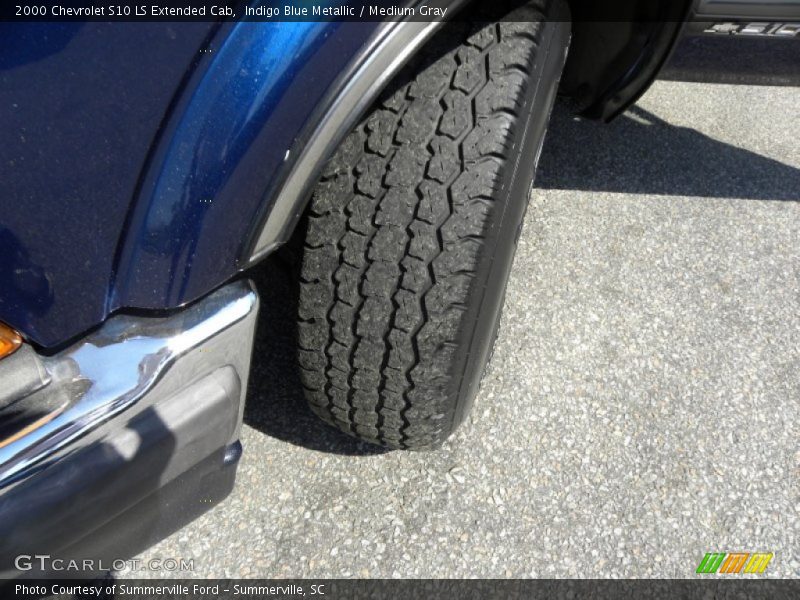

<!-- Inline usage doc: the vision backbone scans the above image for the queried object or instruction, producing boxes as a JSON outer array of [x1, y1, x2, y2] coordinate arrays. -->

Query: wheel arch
[[113, 0, 693, 316], [243, 0, 694, 265]]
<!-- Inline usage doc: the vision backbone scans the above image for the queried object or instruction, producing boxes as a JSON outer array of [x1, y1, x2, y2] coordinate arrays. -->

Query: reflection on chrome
[[0, 280, 258, 491]]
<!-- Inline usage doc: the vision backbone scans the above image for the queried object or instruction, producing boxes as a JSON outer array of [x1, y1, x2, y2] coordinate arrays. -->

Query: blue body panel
[[0, 22, 214, 347], [112, 22, 372, 311], [0, 20, 374, 348]]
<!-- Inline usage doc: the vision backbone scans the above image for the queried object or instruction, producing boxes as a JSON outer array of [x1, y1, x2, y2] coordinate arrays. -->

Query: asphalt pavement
[[132, 80, 800, 578]]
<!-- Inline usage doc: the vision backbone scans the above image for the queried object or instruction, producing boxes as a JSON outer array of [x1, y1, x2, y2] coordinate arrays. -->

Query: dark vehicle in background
[[1, 0, 797, 577]]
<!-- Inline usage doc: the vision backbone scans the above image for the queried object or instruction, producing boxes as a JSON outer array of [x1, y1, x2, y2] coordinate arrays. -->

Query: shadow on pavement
[[537, 103, 800, 201], [244, 96, 798, 455]]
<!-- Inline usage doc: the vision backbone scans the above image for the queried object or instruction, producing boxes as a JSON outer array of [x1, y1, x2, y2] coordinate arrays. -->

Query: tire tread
[[299, 5, 548, 448]]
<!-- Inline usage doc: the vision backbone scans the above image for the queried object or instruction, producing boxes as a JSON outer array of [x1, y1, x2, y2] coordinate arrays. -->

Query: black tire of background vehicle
[[297, 0, 570, 449]]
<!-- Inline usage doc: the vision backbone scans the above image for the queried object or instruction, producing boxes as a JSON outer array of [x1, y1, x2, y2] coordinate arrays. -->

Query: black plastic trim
[[0, 368, 243, 579], [695, 0, 800, 20], [561, 0, 694, 122]]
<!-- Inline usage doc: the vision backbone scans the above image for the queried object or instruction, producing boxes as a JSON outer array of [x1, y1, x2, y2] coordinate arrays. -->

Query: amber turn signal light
[[0, 322, 22, 359]]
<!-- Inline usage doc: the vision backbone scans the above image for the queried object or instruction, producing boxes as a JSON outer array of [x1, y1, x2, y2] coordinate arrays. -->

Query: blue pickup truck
[[1, 0, 798, 577]]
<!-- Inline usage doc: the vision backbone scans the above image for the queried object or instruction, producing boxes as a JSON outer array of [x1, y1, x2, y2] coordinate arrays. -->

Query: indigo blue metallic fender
[[243, 14, 466, 263], [1, 0, 687, 349], [0, 5, 463, 348], [112, 2, 467, 312], [110, 20, 375, 311], [0, 22, 215, 348]]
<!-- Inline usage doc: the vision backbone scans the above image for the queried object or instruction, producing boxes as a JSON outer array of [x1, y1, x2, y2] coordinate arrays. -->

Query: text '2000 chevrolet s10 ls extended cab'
[[0, 0, 798, 578]]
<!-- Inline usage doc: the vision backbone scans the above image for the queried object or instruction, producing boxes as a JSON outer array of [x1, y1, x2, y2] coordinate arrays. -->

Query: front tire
[[298, 0, 570, 449]]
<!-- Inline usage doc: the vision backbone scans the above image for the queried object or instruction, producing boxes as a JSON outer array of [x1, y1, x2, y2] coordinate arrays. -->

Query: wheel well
[[243, 0, 693, 266], [560, 0, 694, 120]]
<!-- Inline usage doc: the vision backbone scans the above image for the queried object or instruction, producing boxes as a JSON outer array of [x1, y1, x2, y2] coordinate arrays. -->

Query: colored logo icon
[[696, 552, 773, 574]]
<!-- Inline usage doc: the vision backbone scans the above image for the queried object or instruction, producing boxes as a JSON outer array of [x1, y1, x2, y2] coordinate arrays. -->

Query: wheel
[[297, 0, 570, 449]]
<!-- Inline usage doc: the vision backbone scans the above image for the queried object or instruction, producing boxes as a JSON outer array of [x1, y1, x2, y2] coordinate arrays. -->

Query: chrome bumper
[[0, 280, 258, 574]]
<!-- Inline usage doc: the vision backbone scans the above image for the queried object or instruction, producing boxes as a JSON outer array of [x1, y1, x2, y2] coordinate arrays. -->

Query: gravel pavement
[[132, 80, 800, 578]]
